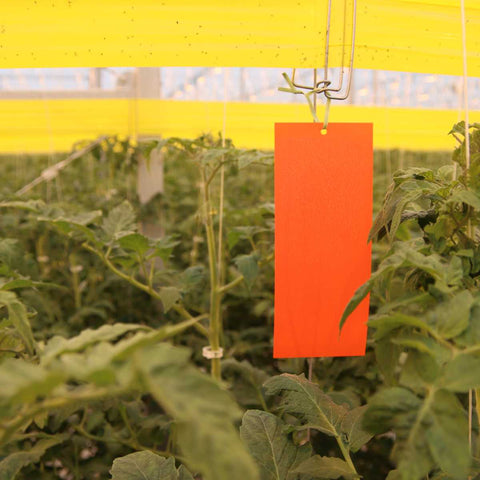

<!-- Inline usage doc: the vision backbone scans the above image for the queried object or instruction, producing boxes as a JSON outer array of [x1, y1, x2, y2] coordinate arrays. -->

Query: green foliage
[[240, 410, 311, 480], [293, 456, 359, 479], [110, 451, 194, 480], [341, 122, 480, 479], [0, 435, 68, 480], [264, 375, 372, 449], [0, 134, 276, 479], [1, 130, 475, 480]]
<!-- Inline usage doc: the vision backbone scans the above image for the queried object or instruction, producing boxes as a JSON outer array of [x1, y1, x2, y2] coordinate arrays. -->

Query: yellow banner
[[0, 99, 478, 153], [2, 1, 479, 75]]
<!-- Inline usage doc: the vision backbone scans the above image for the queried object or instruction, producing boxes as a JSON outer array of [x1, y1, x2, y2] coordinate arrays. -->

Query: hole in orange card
[[274, 123, 373, 358]]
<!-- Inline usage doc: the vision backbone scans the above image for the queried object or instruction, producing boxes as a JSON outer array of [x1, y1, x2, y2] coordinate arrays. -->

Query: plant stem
[[218, 276, 244, 294], [82, 243, 208, 338], [336, 435, 358, 475], [201, 167, 222, 381]]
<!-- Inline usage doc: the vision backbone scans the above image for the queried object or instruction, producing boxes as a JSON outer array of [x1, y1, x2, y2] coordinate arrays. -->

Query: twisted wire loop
[[279, 0, 357, 122]]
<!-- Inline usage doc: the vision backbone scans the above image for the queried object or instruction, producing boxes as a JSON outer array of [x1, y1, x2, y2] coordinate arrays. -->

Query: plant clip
[[202, 346, 224, 359]]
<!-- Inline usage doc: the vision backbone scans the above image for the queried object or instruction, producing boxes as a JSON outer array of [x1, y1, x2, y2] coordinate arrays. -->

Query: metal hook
[[279, 0, 357, 122]]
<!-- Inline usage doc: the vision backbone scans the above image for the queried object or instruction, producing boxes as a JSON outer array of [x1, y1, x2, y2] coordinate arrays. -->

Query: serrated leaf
[[364, 386, 470, 480], [118, 233, 151, 256], [293, 456, 359, 479], [0, 239, 22, 268], [399, 351, 440, 388], [110, 451, 177, 480], [363, 387, 422, 435], [369, 313, 433, 339], [151, 236, 180, 262], [440, 353, 480, 392], [102, 201, 136, 241], [0, 291, 35, 355], [425, 390, 470, 480], [363, 387, 432, 480], [340, 406, 373, 452], [159, 286, 181, 313], [264, 374, 347, 436], [39, 210, 102, 243], [139, 345, 259, 480], [428, 290, 473, 339], [234, 253, 259, 289], [0, 359, 65, 407], [0, 199, 45, 212], [237, 150, 274, 169], [448, 189, 480, 210], [42, 323, 150, 363], [178, 465, 195, 480], [180, 265, 206, 290], [223, 358, 269, 408], [240, 410, 311, 480], [0, 435, 68, 480], [391, 333, 451, 363]]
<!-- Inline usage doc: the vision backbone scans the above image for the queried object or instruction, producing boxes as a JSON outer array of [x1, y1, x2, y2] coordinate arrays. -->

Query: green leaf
[[293, 456, 359, 479], [391, 333, 451, 364], [364, 387, 470, 480], [234, 253, 259, 289], [447, 189, 480, 210], [339, 280, 373, 331], [264, 374, 346, 436], [428, 290, 473, 339], [150, 235, 180, 263], [369, 313, 433, 339], [399, 351, 440, 388], [0, 239, 23, 268], [340, 406, 373, 452], [0, 199, 45, 212], [0, 435, 68, 480], [39, 210, 102, 243], [240, 410, 311, 480], [139, 345, 259, 480], [363, 387, 422, 435], [110, 451, 178, 480], [118, 233, 151, 257], [385, 471, 401, 480], [222, 358, 269, 408], [102, 201, 136, 242], [159, 286, 181, 313], [375, 338, 401, 385], [0, 358, 65, 408], [363, 387, 432, 480], [425, 390, 470, 480], [178, 466, 195, 480], [42, 323, 150, 363], [0, 291, 35, 355], [440, 353, 480, 392]]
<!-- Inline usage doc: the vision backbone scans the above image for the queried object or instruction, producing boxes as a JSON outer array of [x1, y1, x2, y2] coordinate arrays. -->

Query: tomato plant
[[0, 127, 477, 480]]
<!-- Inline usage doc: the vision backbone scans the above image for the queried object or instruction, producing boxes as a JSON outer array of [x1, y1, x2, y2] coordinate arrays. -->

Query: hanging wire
[[460, 0, 474, 455], [461, 0, 470, 172], [279, 0, 357, 124]]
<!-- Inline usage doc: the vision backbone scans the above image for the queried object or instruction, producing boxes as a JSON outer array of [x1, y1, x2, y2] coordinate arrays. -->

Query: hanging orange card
[[274, 123, 373, 358]]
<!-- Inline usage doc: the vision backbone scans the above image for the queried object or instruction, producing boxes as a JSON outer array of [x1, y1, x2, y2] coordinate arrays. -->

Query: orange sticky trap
[[274, 123, 373, 358]]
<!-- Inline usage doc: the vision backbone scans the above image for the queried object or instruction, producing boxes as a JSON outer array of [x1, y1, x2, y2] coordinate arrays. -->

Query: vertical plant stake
[[274, 122, 372, 357]]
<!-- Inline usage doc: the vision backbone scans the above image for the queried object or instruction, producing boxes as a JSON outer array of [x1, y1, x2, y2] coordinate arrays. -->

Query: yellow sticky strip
[[0, 99, 479, 153], [1, 1, 479, 75]]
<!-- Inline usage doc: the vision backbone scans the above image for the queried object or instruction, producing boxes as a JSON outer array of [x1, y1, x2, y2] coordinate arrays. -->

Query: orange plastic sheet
[[274, 123, 372, 358]]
